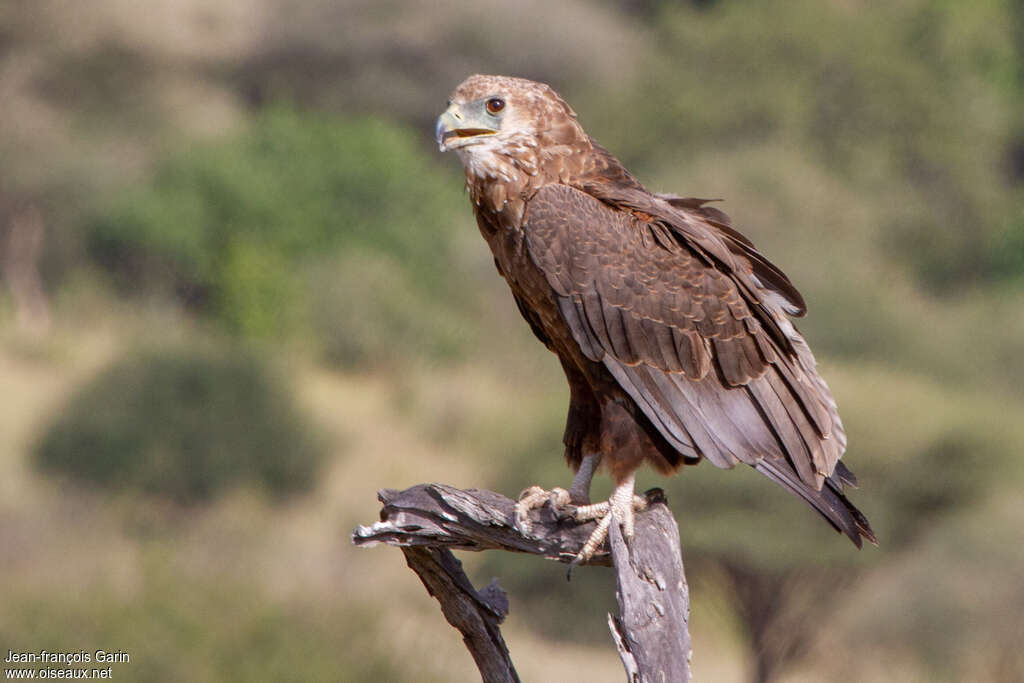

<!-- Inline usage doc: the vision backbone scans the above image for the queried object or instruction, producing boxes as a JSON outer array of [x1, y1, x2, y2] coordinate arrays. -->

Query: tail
[[756, 459, 877, 547]]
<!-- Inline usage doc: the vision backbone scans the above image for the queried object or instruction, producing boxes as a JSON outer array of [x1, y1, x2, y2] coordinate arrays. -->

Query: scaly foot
[[514, 472, 646, 565], [515, 453, 601, 536], [571, 474, 647, 565], [515, 485, 572, 535]]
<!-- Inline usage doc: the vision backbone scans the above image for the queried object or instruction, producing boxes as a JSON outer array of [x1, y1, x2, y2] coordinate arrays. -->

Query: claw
[[571, 473, 646, 566], [515, 486, 547, 534], [515, 461, 646, 568], [573, 507, 615, 567], [554, 503, 579, 522], [515, 486, 571, 535]]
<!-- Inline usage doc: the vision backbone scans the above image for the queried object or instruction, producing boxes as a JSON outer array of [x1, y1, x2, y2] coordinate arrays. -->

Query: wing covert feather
[[523, 183, 845, 492]]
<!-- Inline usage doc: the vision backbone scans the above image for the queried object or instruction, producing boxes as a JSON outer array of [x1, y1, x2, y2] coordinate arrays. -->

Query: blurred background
[[1, 0, 1022, 681]]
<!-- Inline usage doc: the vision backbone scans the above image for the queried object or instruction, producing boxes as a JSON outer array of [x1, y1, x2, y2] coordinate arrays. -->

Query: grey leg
[[568, 453, 602, 504], [515, 453, 601, 534]]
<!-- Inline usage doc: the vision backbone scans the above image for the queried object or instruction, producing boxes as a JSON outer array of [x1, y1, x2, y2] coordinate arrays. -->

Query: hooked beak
[[435, 104, 497, 152]]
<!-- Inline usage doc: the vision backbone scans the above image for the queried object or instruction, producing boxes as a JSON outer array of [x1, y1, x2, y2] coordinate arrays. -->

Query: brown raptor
[[436, 74, 874, 562]]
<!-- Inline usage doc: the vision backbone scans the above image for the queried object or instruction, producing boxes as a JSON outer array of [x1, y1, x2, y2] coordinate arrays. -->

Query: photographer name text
[[5, 651, 129, 665]]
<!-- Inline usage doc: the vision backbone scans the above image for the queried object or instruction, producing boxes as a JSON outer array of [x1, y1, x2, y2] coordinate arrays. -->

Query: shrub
[[34, 345, 325, 503], [586, 0, 1021, 290], [85, 108, 468, 343], [305, 250, 471, 369]]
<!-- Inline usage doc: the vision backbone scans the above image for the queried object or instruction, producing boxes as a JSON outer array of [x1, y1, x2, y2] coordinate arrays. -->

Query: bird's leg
[[515, 462, 649, 566], [568, 452, 601, 504], [571, 471, 648, 565], [515, 453, 602, 535]]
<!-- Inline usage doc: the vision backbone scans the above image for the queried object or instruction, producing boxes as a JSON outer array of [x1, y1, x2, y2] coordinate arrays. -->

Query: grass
[[5, 269, 1024, 682], [0, 312, 656, 682]]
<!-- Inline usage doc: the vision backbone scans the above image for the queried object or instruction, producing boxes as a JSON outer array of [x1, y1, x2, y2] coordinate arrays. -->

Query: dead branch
[[352, 483, 690, 682]]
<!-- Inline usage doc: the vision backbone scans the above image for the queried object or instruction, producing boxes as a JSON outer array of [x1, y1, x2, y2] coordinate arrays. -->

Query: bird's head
[[435, 75, 584, 167]]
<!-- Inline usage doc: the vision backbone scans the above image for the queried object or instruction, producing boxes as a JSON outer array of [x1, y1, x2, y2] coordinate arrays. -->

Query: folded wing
[[524, 183, 875, 545]]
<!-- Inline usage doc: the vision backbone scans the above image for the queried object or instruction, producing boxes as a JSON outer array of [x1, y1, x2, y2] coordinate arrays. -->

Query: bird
[[435, 74, 875, 563]]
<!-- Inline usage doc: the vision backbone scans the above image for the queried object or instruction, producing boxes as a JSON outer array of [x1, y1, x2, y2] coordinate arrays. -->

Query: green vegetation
[[1, 562, 412, 682], [305, 250, 471, 368], [85, 109, 470, 358], [589, 0, 1024, 292], [34, 345, 325, 503]]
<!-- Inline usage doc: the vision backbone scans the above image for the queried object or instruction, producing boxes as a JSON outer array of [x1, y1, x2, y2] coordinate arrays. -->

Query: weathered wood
[[352, 484, 614, 565], [353, 483, 691, 682], [607, 501, 692, 682], [401, 546, 519, 683]]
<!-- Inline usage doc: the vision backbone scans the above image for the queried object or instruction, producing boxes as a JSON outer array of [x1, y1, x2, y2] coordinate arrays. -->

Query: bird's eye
[[486, 98, 506, 114]]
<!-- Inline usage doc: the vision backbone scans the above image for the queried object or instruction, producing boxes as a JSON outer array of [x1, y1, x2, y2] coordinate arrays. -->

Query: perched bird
[[436, 75, 874, 563]]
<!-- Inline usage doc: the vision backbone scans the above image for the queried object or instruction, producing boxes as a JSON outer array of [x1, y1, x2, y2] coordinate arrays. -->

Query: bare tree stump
[[352, 483, 691, 682]]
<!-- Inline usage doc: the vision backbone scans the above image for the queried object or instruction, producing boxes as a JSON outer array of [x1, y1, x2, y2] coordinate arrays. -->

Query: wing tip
[[756, 459, 876, 549]]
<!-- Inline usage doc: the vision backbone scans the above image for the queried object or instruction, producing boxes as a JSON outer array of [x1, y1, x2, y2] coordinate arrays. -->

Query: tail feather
[[756, 459, 876, 547]]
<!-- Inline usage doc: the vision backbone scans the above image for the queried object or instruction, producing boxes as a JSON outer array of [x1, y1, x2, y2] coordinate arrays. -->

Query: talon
[[548, 487, 571, 508], [515, 486, 548, 534], [518, 485, 546, 503], [555, 504, 579, 522], [576, 509, 615, 564], [515, 485, 574, 535], [569, 472, 644, 565], [513, 471, 645, 566]]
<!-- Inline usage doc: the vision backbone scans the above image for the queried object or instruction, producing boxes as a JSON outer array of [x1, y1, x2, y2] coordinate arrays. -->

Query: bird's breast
[[474, 206, 526, 273], [475, 203, 581, 356]]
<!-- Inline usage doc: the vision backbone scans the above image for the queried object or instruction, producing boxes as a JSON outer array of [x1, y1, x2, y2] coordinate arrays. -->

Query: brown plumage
[[436, 74, 874, 548]]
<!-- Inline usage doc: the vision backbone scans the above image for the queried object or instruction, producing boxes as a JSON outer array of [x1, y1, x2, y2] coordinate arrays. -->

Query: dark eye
[[486, 97, 505, 114]]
